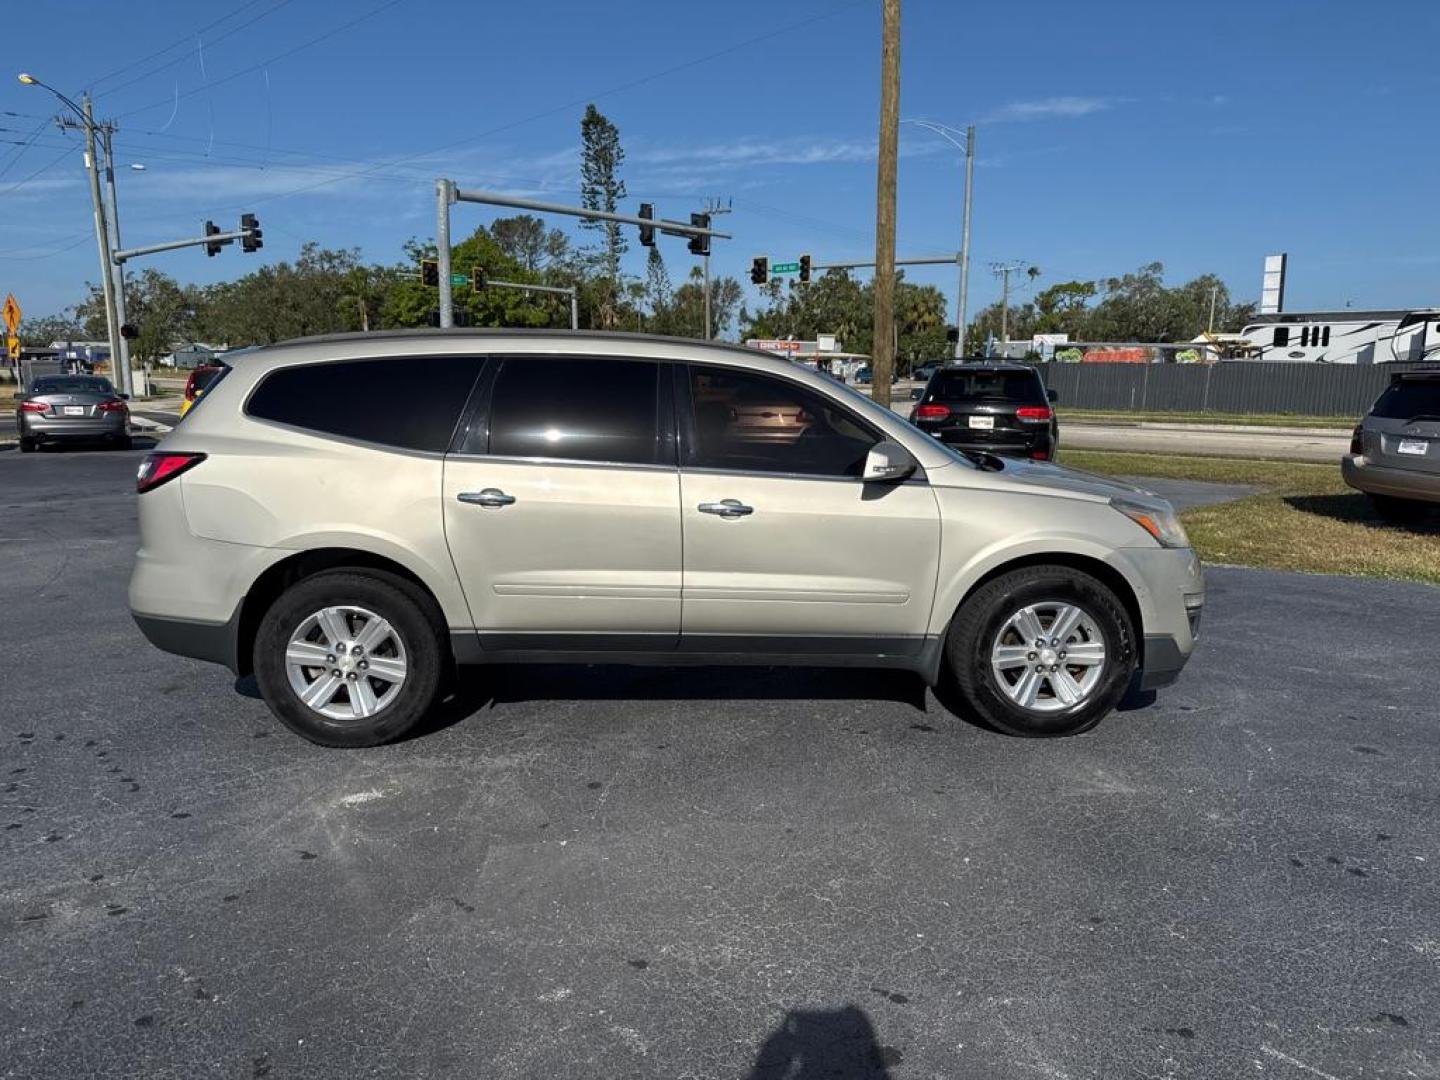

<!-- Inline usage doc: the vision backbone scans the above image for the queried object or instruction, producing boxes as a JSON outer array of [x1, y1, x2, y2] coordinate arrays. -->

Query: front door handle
[[458, 488, 516, 508], [698, 498, 754, 519]]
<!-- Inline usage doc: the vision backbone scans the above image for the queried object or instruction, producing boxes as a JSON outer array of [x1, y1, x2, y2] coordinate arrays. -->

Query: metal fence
[[1033, 361, 1432, 417]]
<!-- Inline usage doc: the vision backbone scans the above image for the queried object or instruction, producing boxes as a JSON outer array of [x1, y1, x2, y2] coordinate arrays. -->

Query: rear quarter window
[[245, 355, 484, 451]]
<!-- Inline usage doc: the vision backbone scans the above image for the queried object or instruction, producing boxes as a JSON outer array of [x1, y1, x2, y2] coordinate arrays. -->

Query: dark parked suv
[[908, 363, 1058, 460]]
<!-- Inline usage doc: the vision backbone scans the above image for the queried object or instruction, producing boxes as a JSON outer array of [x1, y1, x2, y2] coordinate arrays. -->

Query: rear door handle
[[458, 488, 516, 508], [698, 499, 754, 518]]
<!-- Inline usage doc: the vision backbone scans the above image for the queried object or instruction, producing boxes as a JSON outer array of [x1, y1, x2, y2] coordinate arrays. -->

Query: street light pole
[[958, 125, 974, 358], [19, 75, 125, 396], [900, 119, 975, 359]]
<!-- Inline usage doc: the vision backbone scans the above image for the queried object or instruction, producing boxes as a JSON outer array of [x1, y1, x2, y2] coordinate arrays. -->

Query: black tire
[[943, 565, 1136, 738], [18, 436, 36, 453], [1370, 494, 1432, 525], [253, 570, 447, 747]]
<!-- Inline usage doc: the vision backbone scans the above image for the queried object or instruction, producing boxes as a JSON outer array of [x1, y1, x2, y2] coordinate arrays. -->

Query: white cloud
[[983, 96, 1116, 123]]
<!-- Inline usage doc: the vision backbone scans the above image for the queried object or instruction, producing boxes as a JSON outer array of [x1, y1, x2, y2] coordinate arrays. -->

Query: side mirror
[[119, 393, 130, 401], [1046, 388, 1058, 403], [909, 387, 923, 401], [862, 440, 918, 483]]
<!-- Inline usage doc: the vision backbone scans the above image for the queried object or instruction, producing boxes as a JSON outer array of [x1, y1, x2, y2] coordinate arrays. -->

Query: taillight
[[1349, 424, 1364, 455], [183, 372, 200, 401], [914, 404, 950, 420], [98, 399, 128, 413], [20, 401, 48, 413], [136, 452, 206, 494], [1031, 449, 1050, 461], [1016, 405, 1053, 422]]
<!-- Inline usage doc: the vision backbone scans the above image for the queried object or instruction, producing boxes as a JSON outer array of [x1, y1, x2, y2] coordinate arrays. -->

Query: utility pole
[[98, 127, 138, 396], [957, 125, 975, 359], [990, 262, 1036, 353], [699, 198, 731, 340], [1207, 285, 1218, 333], [81, 97, 124, 398], [871, 0, 901, 408]]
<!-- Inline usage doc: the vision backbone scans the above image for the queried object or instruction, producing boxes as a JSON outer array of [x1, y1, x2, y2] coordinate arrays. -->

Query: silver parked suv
[[129, 331, 1203, 746], [1342, 366, 1440, 523]]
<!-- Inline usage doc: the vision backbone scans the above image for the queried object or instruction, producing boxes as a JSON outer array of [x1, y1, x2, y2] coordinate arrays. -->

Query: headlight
[[1111, 497, 1190, 548]]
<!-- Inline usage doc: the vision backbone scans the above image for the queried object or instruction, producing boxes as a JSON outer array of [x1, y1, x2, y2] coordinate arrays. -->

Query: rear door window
[[246, 355, 483, 451], [485, 356, 665, 465], [925, 370, 1045, 405], [1371, 378, 1440, 421]]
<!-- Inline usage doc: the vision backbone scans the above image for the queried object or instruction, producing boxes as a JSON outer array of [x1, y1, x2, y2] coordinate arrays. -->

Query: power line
[[0, 145, 75, 199], [0, 116, 52, 181], [96, 0, 299, 101], [115, 0, 406, 120], [87, 0, 273, 91]]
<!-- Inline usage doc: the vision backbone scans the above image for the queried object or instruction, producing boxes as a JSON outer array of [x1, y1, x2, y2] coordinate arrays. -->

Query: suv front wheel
[[253, 570, 446, 747], [944, 565, 1136, 737]]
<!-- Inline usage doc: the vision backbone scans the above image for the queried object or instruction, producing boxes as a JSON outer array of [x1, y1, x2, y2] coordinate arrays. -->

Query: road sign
[[2, 293, 21, 335], [450, 273, 469, 287], [7, 335, 20, 361], [770, 262, 801, 275]]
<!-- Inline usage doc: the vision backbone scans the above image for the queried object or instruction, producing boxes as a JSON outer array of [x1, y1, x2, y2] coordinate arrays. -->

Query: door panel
[[444, 458, 681, 641], [679, 472, 941, 645]]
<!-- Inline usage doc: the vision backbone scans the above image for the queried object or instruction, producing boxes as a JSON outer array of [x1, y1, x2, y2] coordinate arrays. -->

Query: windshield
[[926, 370, 1045, 404], [32, 376, 114, 396], [1371, 376, 1440, 420]]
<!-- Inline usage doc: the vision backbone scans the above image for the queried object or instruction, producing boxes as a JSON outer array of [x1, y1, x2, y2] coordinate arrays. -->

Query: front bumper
[[1123, 546, 1204, 691], [1342, 455, 1440, 505]]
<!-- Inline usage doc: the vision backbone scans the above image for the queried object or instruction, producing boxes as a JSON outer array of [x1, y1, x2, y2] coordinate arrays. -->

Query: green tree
[[18, 313, 83, 348], [199, 244, 364, 344], [77, 268, 201, 364], [579, 105, 627, 278], [489, 214, 569, 273]]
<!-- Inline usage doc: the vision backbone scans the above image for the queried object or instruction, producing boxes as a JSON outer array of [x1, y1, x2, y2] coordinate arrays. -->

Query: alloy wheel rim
[[284, 605, 408, 721], [989, 601, 1107, 714]]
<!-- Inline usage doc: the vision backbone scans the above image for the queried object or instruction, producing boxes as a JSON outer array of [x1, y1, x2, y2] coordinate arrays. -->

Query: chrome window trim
[[444, 451, 680, 474]]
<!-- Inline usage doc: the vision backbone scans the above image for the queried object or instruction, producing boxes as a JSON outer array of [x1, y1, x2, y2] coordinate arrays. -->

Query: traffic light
[[204, 220, 223, 257], [687, 212, 710, 256], [945, 326, 959, 343], [120, 323, 139, 340], [240, 213, 262, 253], [750, 256, 768, 285], [798, 253, 812, 283], [421, 259, 439, 287], [472, 266, 487, 292], [638, 203, 655, 247]]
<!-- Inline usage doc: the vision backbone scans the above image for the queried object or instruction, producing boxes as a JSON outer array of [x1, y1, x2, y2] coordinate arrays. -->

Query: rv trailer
[[1238, 309, 1440, 364]]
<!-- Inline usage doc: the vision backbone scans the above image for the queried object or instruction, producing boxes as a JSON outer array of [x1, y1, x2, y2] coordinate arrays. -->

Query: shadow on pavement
[[1285, 492, 1438, 534], [745, 1004, 899, 1079]]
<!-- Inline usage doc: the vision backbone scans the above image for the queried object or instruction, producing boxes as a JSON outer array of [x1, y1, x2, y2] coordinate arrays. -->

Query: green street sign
[[450, 273, 469, 286], [771, 261, 801, 274]]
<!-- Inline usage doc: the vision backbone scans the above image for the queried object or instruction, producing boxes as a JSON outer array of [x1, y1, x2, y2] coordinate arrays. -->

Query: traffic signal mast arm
[[113, 216, 262, 265], [447, 185, 731, 242]]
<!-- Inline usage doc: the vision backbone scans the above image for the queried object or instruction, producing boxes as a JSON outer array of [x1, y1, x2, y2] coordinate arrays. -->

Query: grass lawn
[[1063, 449, 1440, 586], [1059, 408, 1357, 430]]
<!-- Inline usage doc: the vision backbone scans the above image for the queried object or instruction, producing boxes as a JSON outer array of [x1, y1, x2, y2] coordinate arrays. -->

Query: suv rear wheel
[[944, 565, 1135, 737], [253, 570, 446, 747]]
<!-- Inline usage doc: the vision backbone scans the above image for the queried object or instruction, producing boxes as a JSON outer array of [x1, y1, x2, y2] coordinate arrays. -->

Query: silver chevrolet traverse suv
[[129, 331, 1203, 747]]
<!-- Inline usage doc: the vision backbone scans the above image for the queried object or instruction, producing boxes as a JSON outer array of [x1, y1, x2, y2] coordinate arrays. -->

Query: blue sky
[[3, 0, 1439, 329]]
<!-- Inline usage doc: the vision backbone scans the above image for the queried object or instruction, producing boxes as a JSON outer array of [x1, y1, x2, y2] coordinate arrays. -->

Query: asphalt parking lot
[[2, 447, 1437, 1079]]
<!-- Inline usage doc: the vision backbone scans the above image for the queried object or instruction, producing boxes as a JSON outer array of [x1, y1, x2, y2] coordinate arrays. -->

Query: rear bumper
[[1342, 455, 1440, 504], [918, 429, 1056, 457], [132, 610, 242, 675], [21, 414, 128, 439]]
